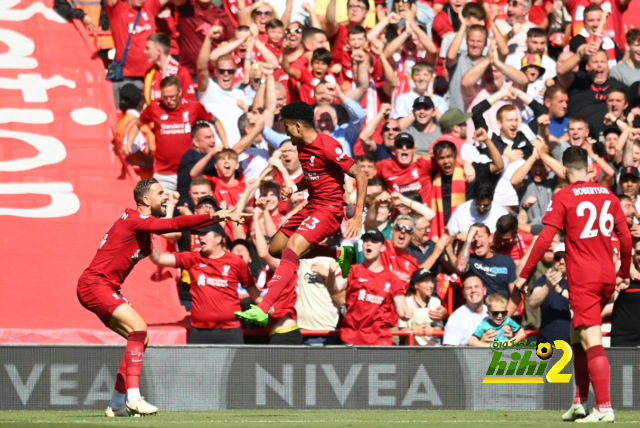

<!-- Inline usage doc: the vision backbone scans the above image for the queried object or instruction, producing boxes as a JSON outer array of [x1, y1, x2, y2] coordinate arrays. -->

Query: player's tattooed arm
[[346, 163, 362, 178]]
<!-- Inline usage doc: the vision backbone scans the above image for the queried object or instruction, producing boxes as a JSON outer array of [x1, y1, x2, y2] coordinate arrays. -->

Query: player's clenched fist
[[281, 186, 294, 201]]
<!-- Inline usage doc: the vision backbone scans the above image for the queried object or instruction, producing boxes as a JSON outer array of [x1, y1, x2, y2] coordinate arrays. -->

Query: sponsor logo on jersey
[[200, 263, 208, 267], [357, 290, 385, 304], [388, 176, 398, 181], [197, 274, 229, 288], [303, 171, 320, 181]]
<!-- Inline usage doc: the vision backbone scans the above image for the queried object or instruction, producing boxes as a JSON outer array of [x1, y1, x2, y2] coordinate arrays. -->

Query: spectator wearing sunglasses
[[529, 243, 571, 344], [468, 293, 525, 347], [275, 23, 309, 103], [197, 48, 247, 147], [250, 2, 279, 39], [375, 133, 434, 205], [381, 215, 420, 298], [359, 105, 400, 161], [495, 0, 539, 55], [446, 182, 509, 238]]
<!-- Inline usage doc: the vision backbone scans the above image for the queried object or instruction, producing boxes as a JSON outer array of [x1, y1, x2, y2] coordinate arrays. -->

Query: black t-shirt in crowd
[[467, 252, 516, 300], [532, 276, 571, 344], [569, 35, 623, 72], [611, 279, 640, 347], [441, 173, 453, 225], [567, 72, 627, 137], [406, 240, 440, 274], [176, 148, 219, 211]]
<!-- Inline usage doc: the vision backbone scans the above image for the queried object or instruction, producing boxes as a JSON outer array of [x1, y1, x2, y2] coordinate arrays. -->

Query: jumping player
[[234, 100, 368, 326], [516, 147, 632, 423], [77, 178, 248, 417]]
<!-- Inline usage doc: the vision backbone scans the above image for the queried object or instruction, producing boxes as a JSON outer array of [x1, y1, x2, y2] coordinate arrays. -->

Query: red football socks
[[125, 331, 147, 389], [258, 248, 299, 312], [114, 354, 127, 395], [301, 244, 339, 260], [572, 343, 589, 405], [587, 345, 612, 412]]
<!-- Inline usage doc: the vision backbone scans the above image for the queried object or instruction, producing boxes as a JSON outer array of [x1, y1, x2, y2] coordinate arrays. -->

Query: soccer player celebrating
[[234, 101, 368, 326], [516, 147, 632, 423], [76, 178, 248, 417]]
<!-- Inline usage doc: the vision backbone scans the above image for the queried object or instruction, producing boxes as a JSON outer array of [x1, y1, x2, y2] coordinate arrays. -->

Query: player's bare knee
[[269, 246, 283, 258], [286, 234, 310, 256], [132, 320, 148, 332]]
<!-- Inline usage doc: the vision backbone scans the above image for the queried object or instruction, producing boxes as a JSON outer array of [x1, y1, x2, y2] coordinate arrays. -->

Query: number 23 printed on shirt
[[301, 216, 320, 230], [577, 200, 614, 239]]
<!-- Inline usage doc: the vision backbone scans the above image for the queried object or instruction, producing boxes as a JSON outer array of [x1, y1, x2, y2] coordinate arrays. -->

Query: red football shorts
[[278, 205, 343, 245], [568, 282, 615, 329], [77, 275, 130, 328]]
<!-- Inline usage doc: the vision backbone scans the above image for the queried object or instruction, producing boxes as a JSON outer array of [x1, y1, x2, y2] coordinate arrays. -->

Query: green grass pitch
[[1, 410, 640, 427]]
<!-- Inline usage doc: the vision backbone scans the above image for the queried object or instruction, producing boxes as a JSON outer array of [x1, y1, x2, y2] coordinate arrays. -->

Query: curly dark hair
[[280, 101, 315, 128]]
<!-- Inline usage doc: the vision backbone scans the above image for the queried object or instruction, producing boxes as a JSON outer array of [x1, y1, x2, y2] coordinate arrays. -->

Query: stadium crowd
[[58, 0, 640, 346]]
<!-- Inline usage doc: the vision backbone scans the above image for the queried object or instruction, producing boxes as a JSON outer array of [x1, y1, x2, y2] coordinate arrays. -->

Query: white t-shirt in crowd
[[239, 140, 270, 181], [199, 78, 246, 147], [392, 91, 449, 120], [263, 0, 315, 24], [443, 303, 488, 346], [446, 200, 510, 236], [296, 257, 340, 330]]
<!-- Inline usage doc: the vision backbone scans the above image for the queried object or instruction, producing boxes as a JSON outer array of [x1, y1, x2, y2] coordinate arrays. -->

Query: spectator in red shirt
[[143, 32, 196, 104], [375, 132, 434, 205], [432, 0, 465, 49], [264, 19, 285, 59], [492, 214, 534, 265], [106, 0, 171, 105], [200, 148, 247, 210], [275, 22, 309, 102], [325, 228, 414, 346], [283, 47, 335, 103], [250, 2, 279, 39], [124, 76, 226, 193], [255, 181, 285, 237], [563, 0, 630, 47], [381, 215, 420, 286], [175, 0, 235, 77], [151, 222, 260, 344]]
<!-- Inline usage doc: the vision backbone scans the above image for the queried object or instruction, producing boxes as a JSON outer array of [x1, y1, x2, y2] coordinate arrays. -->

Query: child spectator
[[520, 54, 547, 121], [265, 19, 285, 58], [283, 48, 335, 103], [399, 268, 445, 346], [468, 293, 526, 346], [392, 63, 448, 119]]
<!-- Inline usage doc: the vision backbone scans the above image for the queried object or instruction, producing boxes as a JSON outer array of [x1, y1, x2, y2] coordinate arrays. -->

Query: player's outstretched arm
[[516, 225, 559, 288], [150, 244, 177, 267], [212, 207, 253, 225], [344, 163, 367, 239]]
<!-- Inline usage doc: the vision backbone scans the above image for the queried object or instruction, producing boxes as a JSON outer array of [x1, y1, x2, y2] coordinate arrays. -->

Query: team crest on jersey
[[161, 114, 168, 120], [198, 274, 206, 286], [310, 156, 316, 167], [384, 282, 391, 293], [183, 111, 189, 122], [412, 169, 419, 179], [357, 290, 367, 301], [222, 265, 231, 276], [405, 261, 410, 270]]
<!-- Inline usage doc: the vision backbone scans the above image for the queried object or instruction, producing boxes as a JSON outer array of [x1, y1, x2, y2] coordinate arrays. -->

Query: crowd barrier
[[1, 345, 635, 411]]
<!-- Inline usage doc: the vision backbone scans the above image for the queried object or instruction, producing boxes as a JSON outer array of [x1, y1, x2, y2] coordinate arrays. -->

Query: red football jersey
[[139, 99, 213, 174], [340, 264, 405, 346], [82, 208, 215, 290], [174, 250, 255, 329], [295, 132, 355, 208], [203, 176, 247, 237], [262, 271, 299, 322], [541, 181, 629, 286], [375, 157, 433, 205]]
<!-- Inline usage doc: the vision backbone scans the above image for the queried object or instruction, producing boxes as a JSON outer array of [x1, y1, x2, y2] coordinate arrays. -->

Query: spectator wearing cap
[[620, 166, 640, 221], [144, 32, 197, 104], [511, 142, 558, 235], [359, 106, 400, 162], [529, 243, 571, 344], [431, 108, 472, 155], [151, 222, 261, 344], [391, 63, 447, 120], [611, 238, 640, 347], [325, 228, 414, 346], [506, 27, 557, 83], [443, 273, 491, 346], [375, 133, 434, 204], [519, 54, 547, 121], [105, 0, 172, 105], [125, 76, 225, 194], [177, 123, 220, 211], [398, 268, 446, 346], [492, 214, 534, 265], [453, 223, 517, 311], [398, 96, 443, 155], [114, 84, 155, 179], [609, 29, 640, 87], [495, 0, 539, 54]]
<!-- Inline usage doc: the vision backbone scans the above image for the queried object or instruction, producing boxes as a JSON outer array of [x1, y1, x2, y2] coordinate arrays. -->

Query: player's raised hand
[[344, 215, 363, 240], [281, 186, 294, 201], [214, 206, 252, 224]]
